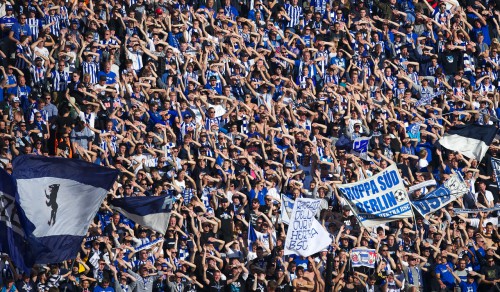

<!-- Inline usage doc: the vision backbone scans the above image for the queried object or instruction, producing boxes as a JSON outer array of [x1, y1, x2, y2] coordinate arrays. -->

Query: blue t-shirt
[[459, 280, 478, 292], [0, 16, 17, 31], [435, 262, 455, 289], [249, 187, 268, 205], [10, 23, 31, 41], [93, 286, 115, 292], [97, 71, 117, 85]]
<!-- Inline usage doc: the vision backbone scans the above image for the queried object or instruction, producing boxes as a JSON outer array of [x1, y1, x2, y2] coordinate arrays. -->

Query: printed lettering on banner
[[284, 198, 331, 257], [337, 164, 412, 228], [411, 174, 468, 217]]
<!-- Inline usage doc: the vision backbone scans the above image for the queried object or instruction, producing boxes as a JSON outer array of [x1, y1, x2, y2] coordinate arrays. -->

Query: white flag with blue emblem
[[12, 155, 118, 264]]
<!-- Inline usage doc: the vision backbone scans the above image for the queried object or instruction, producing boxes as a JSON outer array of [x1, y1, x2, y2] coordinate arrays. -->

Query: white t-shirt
[[474, 190, 494, 206], [469, 217, 498, 228], [34, 46, 49, 66]]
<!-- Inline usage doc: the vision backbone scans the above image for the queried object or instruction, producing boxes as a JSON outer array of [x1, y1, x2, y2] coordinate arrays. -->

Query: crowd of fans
[[0, 0, 500, 291]]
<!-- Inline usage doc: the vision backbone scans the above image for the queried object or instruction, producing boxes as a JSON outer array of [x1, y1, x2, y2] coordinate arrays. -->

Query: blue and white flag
[[247, 224, 259, 250], [0, 168, 34, 273], [407, 123, 422, 141], [135, 238, 165, 252], [248, 223, 276, 250], [491, 157, 500, 191], [281, 194, 295, 225], [415, 90, 444, 107], [337, 164, 412, 228], [110, 196, 174, 234], [12, 155, 118, 264], [411, 174, 468, 217], [350, 248, 377, 268], [352, 136, 371, 160], [439, 124, 497, 161], [453, 206, 500, 214]]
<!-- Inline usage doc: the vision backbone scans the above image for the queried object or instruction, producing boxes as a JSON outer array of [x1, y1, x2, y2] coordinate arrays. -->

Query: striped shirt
[[27, 17, 42, 41], [205, 116, 221, 130], [285, 4, 302, 28], [29, 65, 47, 87], [127, 49, 144, 72], [50, 70, 70, 92], [100, 38, 119, 50], [45, 14, 62, 37], [81, 61, 99, 84], [15, 44, 32, 70]]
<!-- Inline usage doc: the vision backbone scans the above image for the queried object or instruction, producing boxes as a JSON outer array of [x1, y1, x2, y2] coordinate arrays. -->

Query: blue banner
[[411, 174, 468, 216]]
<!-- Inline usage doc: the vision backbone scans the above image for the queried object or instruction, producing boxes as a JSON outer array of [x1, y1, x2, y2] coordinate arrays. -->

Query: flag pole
[[335, 185, 369, 231]]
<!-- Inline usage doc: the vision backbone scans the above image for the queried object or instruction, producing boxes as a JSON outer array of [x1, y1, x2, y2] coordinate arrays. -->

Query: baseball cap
[[183, 113, 192, 118], [99, 75, 107, 81], [6, 5, 13, 11], [12, 97, 20, 103], [155, 8, 163, 15]]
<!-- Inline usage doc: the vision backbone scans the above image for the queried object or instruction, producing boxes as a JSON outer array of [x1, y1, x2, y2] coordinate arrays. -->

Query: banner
[[350, 248, 377, 268], [408, 180, 437, 194], [492, 157, 500, 190], [415, 90, 444, 107], [337, 164, 412, 228], [411, 174, 468, 217], [281, 194, 294, 225], [135, 238, 165, 252], [453, 206, 500, 214], [284, 198, 331, 257]]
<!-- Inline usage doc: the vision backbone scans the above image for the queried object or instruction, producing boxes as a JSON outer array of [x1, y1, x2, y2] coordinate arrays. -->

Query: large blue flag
[[12, 155, 119, 265], [110, 196, 173, 234], [0, 168, 34, 273]]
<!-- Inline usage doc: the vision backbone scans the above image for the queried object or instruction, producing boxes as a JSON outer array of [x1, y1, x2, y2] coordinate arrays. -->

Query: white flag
[[284, 198, 331, 257]]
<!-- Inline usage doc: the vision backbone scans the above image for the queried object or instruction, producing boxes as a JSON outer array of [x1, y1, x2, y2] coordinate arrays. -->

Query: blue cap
[[29, 6, 36, 12], [6, 5, 13, 11]]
